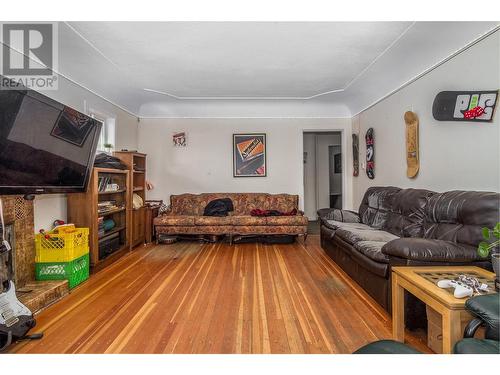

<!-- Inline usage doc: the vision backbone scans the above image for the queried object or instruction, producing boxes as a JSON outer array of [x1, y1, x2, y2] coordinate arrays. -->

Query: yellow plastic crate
[[35, 228, 89, 263]]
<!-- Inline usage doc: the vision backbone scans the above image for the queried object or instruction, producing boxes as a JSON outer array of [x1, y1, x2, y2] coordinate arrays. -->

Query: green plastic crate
[[35, 253, 89, 289]]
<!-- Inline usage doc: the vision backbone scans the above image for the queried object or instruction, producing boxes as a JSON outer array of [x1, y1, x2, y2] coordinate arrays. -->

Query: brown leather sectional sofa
[[319, 186, 499, 314], [154, 193, 308, 241]]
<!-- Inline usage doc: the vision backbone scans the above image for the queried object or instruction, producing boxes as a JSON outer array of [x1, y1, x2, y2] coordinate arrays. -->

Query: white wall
[[31, 74, 139, 231], [138, 118, 352, 213], [352, 31, 500, 208], [303, 134, 317, 219]]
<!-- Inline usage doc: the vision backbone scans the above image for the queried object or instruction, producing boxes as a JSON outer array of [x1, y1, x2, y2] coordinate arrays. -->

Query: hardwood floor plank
[[9, 236, 431, 354]]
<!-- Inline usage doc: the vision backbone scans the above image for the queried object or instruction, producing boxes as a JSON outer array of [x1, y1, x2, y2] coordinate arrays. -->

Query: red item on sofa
[[250, 208, 297, 217]]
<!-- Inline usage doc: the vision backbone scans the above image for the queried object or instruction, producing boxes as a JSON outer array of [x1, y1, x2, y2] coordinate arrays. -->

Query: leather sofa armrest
[[382, 238, 483, 263], [317, 208, 360, 223], [465, 294, 500, 341]]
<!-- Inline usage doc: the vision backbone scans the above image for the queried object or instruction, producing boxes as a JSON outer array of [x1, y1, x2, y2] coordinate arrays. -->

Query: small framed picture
[[233, 133, 266, 177], [173, 132, 187, 147], [334, 153, 342, 173]]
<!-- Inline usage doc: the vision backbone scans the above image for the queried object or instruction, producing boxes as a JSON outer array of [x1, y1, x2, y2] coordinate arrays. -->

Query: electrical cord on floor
[[0, 198, 11, 291], [0, 198, 11, 254]]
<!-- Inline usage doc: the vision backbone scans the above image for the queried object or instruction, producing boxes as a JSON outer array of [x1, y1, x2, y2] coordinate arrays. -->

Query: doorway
[[303, 132, 343, 222]]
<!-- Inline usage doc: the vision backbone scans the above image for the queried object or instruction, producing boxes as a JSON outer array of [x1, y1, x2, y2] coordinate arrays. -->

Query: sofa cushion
[[358, 186, 401, 229], [253, 194, 299, 214], [385, 188, 434, 238], [194, 216, 232, 226], [325, 220, 372, 231], [169, 195, 202, 215], [156, 225, 232, 235], [231, 216, 268, 226], [336, 228, 399, 245], [382, 238, 484, 263], [317, 208, 360, 223], [266, 216, 308, 226], [233, 225, 306, 235], [353, 241, 390, 263], [154, 215, 195, 226], [358, 186, 434, 238], [423, 190, 500, 247]]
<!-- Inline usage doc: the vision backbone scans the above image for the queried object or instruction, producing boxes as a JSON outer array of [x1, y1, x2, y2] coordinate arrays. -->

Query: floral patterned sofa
[[154, 193, 308, 242]]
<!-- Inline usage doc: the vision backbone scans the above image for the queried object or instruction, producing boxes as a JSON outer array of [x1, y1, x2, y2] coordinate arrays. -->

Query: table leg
[[442, 310, 462, 354], [392, 273, 405, 342]]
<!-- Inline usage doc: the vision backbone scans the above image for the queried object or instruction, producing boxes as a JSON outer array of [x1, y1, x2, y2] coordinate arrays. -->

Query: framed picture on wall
[[334, 153, 342, 173], [233, 133, 267, 177], [172, 131, 187, 147]]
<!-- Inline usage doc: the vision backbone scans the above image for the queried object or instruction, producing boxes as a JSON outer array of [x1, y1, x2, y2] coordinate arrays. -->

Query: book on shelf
[[98, 216, 105, 237], [97, 200, 125, 215], [97, 176, 122, 192]]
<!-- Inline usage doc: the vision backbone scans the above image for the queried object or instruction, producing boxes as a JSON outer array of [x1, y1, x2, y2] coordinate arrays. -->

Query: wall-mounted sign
[[432, 90, 498, 122], [233, 133, 266, 177]]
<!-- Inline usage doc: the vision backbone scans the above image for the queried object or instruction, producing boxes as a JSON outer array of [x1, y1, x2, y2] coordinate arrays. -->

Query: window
[[91, 112, 116, 153]]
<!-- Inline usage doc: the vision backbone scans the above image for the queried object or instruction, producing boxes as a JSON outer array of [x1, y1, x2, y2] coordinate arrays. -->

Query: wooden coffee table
[[391, 266, 497, 354]]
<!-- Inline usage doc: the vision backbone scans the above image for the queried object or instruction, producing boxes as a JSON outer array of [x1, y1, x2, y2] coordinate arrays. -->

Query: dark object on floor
[[98, 232, 121, 259], [93, 153, 128, 170], [307, 220, 320, 235], [158, 234, 178, 244], [203, 198, 234, 217], [354, 293, 500, 354], [353, 339, 421, 354], [250, 208, 297, 217], [232, 235, 296, 244], [204, 235, 222, 243], [318, 186, 499, 328]]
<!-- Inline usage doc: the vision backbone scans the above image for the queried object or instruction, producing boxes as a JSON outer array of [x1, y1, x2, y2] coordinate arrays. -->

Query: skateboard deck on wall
[[404, 111, 419, 178], [365, 128, 374, 179], [352, 133, 359, 177], [432, 90, 498, 122]]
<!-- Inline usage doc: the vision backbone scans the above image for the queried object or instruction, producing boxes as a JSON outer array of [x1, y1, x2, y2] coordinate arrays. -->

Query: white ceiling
[[25, 22, 500, 117], [64, 22, 412, 98]]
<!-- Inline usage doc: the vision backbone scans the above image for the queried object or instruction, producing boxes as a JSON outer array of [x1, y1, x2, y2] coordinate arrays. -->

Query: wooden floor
[[10, 235, 430, 354]]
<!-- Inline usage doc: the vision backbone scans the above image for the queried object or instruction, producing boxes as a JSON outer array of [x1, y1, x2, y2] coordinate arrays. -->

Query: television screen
[[0, 85, 102, 195]]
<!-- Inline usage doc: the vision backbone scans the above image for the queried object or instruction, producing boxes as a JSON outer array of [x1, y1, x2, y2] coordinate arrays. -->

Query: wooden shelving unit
[[113, 151, 147, 249], [67, 167, 130, 271]]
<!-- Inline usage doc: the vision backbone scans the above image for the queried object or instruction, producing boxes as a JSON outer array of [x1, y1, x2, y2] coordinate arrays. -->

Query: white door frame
[[301, 129, 347, 219]]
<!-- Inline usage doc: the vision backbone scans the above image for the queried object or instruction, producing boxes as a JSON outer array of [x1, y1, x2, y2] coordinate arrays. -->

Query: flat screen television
[[0, 82, 102, 196]]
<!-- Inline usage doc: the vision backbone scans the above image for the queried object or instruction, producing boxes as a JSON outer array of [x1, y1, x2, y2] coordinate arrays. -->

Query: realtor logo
[[0, 22, 58, 89]]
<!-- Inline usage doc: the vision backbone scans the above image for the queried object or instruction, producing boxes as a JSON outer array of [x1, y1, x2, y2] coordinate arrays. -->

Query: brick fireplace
[[1, 195, 68, 312]]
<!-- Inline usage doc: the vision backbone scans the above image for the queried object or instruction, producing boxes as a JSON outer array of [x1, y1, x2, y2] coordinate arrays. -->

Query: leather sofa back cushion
[[169, 193, 299, 216], [359, 186, 434, 238], [423, 191, 500, 247]]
